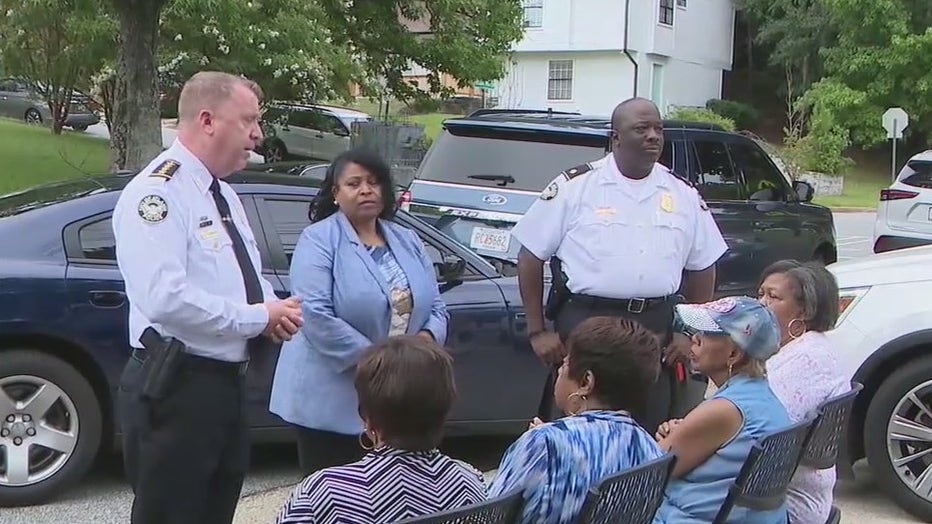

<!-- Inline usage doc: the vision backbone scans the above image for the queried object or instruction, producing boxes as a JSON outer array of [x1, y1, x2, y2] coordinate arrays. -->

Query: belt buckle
[[628, 298, 646, 314]]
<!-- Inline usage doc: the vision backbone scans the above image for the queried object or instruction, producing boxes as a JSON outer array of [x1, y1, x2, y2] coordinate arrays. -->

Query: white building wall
[[495, 52, 635, 115], [493, 0, 736, 116]]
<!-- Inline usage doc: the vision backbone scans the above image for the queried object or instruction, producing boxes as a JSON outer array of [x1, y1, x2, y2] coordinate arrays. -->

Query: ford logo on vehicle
[[482, 193, 508, 206]]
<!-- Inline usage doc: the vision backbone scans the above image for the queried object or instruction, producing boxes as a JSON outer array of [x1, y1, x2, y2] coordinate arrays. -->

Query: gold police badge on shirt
[[540, 181, 559, 201], [138, 194, 168, 223], [660, 193, 675, 213]]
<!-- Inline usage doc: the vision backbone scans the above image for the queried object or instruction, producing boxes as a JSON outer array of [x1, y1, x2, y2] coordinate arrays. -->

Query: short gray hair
[[760, 260, 840, 332], [177, 71, 264, 122]]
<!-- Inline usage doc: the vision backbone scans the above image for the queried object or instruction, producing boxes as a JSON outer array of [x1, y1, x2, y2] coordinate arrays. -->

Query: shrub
[[667, 106, 736, 132], [705, 99, 760, 130], [400, 97, 442, 116]]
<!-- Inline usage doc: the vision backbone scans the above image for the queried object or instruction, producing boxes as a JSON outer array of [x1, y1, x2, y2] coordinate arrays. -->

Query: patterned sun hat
[[674, 296, 781, 361]]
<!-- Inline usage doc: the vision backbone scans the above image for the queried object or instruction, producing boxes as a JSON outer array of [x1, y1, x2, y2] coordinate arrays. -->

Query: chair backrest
[[711, 418, 815, 524], [576, 453, 677, 524], [800, 382, 864, 470], [393, 490, 524, 524]]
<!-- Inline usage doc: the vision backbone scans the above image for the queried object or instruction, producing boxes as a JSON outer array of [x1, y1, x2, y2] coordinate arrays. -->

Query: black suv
[[400, 109, 837, 296]]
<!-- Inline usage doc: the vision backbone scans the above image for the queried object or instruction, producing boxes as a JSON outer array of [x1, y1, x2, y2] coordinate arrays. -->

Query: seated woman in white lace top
[[758, 260, 850, 524]]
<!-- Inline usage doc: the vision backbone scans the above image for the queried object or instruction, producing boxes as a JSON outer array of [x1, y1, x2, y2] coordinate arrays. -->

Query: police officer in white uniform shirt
[[511, 97, 727, 434], [113, 71, 303, 524]]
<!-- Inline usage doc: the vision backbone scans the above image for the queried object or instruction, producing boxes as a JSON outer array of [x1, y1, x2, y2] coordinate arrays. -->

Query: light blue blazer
[[269, 211, 449, 435]]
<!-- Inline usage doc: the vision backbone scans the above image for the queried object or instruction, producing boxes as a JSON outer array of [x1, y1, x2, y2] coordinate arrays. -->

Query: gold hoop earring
[[358, 430, 374, 451], [566, 391, 587, 416], [787, 318, 806, 339]]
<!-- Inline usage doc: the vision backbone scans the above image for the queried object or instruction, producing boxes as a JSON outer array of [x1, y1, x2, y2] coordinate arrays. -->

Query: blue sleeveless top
[[654, 375, 791, 524]]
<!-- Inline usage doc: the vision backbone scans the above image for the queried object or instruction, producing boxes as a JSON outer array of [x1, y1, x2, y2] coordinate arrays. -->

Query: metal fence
[[351, 120, 428, 187]]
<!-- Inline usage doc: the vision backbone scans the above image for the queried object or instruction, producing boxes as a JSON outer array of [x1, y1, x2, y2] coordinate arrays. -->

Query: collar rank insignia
[[149, 159, 180, 181]]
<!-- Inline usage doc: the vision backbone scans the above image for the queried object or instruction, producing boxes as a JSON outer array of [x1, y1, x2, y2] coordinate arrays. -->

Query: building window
[[547, 60, 573, 101], [650, 63, 665, 112], [676, 0, 687, 8], [659, 0, 675, 26], [522, 0, 543, 28]]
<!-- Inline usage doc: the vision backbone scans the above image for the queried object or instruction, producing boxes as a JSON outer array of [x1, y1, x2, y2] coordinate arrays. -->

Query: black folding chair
[[394, 490, 524, 524], [576, 453, 677, 524], [799, 382, 863, 524], [712, 418, 815, 524]]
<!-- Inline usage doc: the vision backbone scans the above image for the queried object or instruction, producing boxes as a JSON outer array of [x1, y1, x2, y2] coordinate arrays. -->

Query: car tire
[[264, 140, 286, 163], [864, 355, 932, 522], [24, 109, 42, 126], [0, 349, 103, 507], [71, 125, 88, 132]]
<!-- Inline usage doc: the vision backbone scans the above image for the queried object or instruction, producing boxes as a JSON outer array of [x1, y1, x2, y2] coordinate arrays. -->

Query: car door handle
[[89, 290, 126, 309], [314, 133, 324, 138]]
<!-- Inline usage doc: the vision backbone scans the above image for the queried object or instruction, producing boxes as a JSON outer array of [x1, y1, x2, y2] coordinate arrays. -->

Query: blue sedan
[[0, 171, 548, 506]]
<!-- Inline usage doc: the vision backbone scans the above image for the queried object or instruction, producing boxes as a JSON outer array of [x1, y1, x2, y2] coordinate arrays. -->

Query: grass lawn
[[812, 155, 890, 209], [406, 113, 459, 141], [0, 118, 110, 195]]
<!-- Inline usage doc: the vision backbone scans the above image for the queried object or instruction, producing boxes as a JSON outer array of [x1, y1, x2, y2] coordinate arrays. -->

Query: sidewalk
[[232, 470, 500, 523]]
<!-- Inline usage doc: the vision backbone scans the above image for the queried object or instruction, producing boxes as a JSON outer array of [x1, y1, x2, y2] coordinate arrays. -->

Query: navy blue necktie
[[208, 178, 264, 305]]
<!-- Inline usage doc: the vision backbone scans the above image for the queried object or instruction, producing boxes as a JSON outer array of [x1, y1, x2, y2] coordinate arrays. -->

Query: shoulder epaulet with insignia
[[541, 163, 593, 201], [561, 162, 593, 181], [149, 159, 181, 181], [658, 163, 695, 189]]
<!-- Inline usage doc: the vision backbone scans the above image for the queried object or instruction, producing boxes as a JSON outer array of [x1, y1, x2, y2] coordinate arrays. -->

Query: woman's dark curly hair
[[308, 147, 397, 223]]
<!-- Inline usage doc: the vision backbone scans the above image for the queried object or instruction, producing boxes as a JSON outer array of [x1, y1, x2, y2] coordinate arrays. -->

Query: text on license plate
[[469, 227, 510, 253]]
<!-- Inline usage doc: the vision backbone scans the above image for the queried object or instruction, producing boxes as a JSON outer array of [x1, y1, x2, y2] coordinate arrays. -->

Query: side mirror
[[438, 255, 466, 282], [793, 180, 815, 202]]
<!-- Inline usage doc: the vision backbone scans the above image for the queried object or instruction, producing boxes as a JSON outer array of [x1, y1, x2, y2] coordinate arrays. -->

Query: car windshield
[[415, 131, 607, 191]]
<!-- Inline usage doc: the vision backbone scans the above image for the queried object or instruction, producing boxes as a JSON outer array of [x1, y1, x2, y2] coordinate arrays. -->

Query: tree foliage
[[0, 0, 114, 134], [802, 0, 932, 150]]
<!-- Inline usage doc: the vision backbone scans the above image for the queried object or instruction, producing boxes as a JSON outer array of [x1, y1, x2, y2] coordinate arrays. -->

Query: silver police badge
[[540, 182, 559, 201], [138, 194, 168, 223]]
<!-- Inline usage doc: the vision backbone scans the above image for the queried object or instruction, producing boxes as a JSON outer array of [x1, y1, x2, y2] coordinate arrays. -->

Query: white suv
[[827, 245, 932, 521], [872, 150, 932, 253], [260, 103, 372, 163]]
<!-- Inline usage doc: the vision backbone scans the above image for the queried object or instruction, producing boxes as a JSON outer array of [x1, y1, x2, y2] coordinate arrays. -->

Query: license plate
[[470, 227, 510, 253]]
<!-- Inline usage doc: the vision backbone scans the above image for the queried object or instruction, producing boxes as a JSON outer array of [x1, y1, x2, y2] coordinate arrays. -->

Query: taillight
[[398, 190, 412, 211], [880, 189, 919, 201]]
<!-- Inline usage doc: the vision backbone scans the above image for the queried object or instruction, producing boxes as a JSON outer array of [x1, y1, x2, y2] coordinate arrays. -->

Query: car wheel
[[0, 349, 102, 507], [864, 355, 932, 521], [71, 125, 88, 132], [264, 140, 286, 163], [23, 109, 42, 126]]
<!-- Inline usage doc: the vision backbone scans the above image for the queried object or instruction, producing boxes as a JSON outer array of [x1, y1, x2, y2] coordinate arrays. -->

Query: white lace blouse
[[766, 331, 850, 524]]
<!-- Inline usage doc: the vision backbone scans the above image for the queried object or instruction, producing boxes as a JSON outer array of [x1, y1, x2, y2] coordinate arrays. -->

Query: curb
[[830, 207, 876, 213]]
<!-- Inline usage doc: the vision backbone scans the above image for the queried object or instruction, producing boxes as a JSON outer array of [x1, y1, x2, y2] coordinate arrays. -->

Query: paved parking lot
[[4, 211, 921, 524]]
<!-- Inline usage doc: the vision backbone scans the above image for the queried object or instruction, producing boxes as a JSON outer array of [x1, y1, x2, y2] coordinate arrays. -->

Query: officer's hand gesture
[[530, 331, 564, 366], [263, 296, 303, 342]]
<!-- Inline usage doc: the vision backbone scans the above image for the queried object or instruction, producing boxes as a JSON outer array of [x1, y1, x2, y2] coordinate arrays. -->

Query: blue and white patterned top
[[276, 448, 488, 524], [489, 410, 663, 524], [367, 245, 412, 336]]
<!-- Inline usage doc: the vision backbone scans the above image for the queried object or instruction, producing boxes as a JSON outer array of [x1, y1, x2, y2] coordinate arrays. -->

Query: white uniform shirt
[[112, 141, 276, 362], [511, 154, 728, 299]]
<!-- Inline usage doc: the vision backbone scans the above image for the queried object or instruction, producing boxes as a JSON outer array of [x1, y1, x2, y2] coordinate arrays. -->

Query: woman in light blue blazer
[[269, 148, 449, 476]]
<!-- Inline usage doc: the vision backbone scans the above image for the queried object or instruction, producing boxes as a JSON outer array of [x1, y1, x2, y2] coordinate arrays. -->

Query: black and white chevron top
[[276, 447, 488, 524]]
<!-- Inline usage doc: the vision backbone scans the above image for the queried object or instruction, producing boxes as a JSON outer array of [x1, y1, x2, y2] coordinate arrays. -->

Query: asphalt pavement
[[4, 211, 922, 524]]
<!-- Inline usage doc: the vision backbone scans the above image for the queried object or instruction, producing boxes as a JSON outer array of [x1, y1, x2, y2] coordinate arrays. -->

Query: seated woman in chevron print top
[[276, 336, 487, 524], [489, 317, 665, 524]]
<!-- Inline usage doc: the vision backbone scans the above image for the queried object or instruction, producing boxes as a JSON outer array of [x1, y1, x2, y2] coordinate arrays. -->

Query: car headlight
[[836, 286, 870, 326]]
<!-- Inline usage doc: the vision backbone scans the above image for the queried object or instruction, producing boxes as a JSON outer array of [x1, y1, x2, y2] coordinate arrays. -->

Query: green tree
[[0, 0, 114, 134], [804, 0, 932, 150]]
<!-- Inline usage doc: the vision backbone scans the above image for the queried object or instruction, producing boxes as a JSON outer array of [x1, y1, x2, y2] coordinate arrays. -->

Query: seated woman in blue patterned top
[[488, 317, 665, 524], [275, 336, 487, 524]]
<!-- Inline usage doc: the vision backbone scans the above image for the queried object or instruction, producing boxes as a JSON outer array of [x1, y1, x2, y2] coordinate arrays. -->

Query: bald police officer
[[511, 97, 727, 433], [114, 71, 304, 524]]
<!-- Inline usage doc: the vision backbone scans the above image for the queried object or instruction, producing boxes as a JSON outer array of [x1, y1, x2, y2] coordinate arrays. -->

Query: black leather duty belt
[[131, 349, 249, 377], [567, 294, 675, 314]]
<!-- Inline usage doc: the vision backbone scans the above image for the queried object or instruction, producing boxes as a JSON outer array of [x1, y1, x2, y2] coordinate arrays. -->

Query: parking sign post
[[882, 107, 909, 182]]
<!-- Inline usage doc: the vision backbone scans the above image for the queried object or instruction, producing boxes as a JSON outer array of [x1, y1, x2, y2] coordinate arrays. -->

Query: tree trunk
[[110, 0, 167, 173]]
